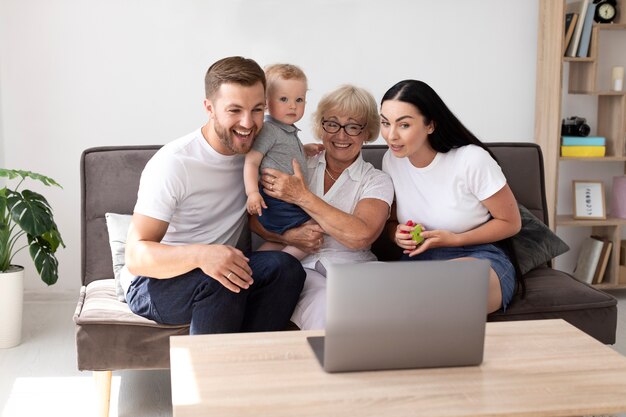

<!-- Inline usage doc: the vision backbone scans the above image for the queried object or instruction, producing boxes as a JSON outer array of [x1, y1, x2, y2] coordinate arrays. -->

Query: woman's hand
[[262, 158, 391, 252], [394, 222, 419, 253], [261, 159, 309, 205], [405, 228, 461, 257], [303, 143, 325, 157], [248, 216, 325, 254], [282, 222, 325, 253]]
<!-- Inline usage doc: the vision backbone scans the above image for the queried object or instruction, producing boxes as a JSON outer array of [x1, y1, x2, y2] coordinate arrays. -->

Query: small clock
[[594, 0, 617, 23]]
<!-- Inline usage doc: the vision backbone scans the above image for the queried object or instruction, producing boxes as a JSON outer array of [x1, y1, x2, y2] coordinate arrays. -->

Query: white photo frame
[[573, 181, 606, 220]]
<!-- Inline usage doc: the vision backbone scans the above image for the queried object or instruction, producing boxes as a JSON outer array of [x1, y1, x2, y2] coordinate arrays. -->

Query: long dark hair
[[381, 80, 496, 160], [382, 80, 524, 297]]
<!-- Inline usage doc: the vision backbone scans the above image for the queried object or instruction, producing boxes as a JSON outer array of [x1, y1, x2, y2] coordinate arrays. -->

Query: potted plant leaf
[[0, 169, 65, 348]]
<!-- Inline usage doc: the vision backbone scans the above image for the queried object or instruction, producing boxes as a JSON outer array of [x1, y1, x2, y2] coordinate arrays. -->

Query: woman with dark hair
[[380, 80, 521, 313]]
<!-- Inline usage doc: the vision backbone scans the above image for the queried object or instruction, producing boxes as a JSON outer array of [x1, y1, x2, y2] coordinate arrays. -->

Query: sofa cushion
[[512, 204, 570, 275], [488, 266, 617, 344], [73, 279, 189, 370], [105, 213, 132, 302], [74, 279, 186, 328]]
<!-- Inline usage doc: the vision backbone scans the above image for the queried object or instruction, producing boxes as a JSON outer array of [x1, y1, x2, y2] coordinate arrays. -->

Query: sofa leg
[[93, 370, 112, 417]]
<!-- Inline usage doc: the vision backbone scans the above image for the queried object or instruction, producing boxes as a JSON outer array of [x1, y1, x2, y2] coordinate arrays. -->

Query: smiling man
[[124, 56, 306, 335]]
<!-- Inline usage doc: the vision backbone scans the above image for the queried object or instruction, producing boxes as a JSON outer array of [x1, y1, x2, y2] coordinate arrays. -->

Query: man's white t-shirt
[[134, 128, 247, 246], [382, 144, 506, 233]]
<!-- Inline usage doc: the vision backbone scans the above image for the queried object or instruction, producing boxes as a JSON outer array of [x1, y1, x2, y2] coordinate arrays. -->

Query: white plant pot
[[0, 266, 24, 348]]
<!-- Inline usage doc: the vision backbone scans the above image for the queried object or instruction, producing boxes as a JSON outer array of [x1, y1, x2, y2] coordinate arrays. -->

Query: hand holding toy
[[404, 220, 424, 244]]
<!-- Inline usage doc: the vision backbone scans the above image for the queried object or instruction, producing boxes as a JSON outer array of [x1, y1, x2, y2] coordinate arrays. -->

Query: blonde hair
[[264, 63, 308, 95], [312, 85, 380, 143]]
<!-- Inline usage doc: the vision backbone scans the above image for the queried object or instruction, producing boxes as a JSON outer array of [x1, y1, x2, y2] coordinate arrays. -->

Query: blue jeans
[[401, 243, 516, 311], [258, 187, 311, 234], [126, 251, 305, 334]]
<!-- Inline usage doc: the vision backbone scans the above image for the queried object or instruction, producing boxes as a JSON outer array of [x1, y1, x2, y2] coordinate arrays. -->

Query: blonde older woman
[[251, 85, 394, 330]]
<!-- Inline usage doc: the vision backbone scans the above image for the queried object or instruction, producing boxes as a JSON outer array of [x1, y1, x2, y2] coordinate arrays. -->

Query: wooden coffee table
[[170, 319, 626, 417]]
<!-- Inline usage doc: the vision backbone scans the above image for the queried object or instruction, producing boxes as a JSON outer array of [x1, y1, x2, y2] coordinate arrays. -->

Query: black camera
[[561, 116, 590, 137]]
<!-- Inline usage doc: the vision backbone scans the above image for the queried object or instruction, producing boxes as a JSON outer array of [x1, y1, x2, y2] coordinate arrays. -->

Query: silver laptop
[[307, 260, 490, 373]]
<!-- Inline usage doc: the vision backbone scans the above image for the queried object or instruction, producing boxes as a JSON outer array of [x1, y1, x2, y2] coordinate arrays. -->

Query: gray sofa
[[74, 142, 617, 416]]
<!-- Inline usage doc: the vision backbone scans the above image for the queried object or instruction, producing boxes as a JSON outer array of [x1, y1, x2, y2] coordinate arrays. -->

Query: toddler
[[244, 63, 319, 258]]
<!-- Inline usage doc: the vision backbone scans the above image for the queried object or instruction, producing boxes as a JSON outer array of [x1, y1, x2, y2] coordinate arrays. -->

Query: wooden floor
[[1, 291, 626, 417]]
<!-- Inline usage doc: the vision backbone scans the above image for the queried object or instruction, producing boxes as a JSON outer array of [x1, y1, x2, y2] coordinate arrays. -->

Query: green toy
[[405, 220, 424, 244]]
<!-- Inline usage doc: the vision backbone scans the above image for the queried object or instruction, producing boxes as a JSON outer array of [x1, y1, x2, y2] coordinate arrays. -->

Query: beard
[[213, 117, 255, 155]]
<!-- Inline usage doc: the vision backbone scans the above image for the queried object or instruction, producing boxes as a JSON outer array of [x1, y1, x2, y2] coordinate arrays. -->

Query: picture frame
[[573, 181, 606, 220]]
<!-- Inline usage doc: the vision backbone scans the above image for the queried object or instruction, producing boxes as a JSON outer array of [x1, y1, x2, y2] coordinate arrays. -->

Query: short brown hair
[[312, 85, 380, 143], [204, 56, 266, 99], [264, 63, 307, 95]]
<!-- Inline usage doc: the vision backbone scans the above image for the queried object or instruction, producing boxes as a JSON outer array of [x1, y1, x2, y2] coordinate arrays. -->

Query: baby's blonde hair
[[264, 64, 308, 95]]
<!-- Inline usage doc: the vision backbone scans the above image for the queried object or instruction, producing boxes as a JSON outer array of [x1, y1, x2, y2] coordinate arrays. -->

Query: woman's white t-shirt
[[382, 144, 506, 233]]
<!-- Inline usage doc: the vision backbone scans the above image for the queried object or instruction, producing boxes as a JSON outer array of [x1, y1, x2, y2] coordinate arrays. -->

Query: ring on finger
[[226, 272, 232, 279], [270, 184, 273, 191]]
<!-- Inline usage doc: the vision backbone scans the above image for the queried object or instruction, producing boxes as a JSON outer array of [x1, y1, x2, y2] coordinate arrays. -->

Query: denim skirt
[[401, 243, 516, 311]]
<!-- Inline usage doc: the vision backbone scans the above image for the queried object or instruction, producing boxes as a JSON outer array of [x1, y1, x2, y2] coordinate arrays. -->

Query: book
[[592, 238, 612, 284], [564, 13, 579, 55], [577, 2, 597, 57], [560, 145, 606, 157], [562, 136, 606, 146], [573, 236, 605, 284], [566, 0, 590, 58]]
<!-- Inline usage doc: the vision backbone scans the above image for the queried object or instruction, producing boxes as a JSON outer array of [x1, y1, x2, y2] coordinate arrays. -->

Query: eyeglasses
[[321, 119, 366, 136]]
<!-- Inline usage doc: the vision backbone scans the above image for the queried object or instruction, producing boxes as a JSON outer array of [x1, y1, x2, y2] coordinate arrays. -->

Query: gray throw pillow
[[105, 213, 132, 302], [512, 204, 569, 275]]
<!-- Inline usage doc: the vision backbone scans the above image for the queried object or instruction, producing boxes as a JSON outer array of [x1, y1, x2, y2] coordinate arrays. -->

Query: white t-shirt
[[134, 128, 247, 247], [301, 151, 394, 270], [382, 145, 506, 233]]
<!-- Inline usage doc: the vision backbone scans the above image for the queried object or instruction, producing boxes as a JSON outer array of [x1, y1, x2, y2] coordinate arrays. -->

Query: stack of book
[[564, 0, 597, 58], [619, 240, 626, 284], [561, 136, 606, 157], [573, 236, 613, 285]]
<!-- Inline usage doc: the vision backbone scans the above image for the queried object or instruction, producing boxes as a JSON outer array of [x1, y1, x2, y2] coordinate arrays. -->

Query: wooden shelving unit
[[536, 0, 626, 288]]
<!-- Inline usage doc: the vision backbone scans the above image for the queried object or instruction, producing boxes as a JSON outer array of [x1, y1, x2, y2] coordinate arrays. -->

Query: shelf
[[564, 57, 593, 62], [538, 0, 626, 288], [595, 23, 626, 31], [568, 91, 626, 96], [560, 156, 626, 161], [556, 215, 626, 227], [593, 283, 626, 290]]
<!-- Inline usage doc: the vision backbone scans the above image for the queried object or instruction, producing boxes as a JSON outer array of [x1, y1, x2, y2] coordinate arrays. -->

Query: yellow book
[[560, 146, 606, 157]]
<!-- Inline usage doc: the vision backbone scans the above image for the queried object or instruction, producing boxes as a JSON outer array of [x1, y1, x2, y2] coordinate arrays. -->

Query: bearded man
[[124, 56, 305, 334]]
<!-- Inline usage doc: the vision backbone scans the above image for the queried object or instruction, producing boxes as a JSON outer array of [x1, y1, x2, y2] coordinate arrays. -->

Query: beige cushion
[[74, 279, 184, 328], [74, 279, 190, 371]]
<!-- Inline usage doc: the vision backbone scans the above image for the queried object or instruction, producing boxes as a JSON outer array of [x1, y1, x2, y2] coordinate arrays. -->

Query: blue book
[[562, 136, 606, 146], [577, 2, 596, 57]]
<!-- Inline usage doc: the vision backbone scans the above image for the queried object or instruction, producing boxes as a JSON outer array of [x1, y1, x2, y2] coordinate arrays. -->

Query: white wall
[[0, 53, 4, 176], [0, 0, 539, 294]]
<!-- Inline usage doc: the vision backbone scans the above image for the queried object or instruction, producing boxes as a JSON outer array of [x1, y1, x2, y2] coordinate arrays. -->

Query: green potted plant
[[0, 169, 64, 348]]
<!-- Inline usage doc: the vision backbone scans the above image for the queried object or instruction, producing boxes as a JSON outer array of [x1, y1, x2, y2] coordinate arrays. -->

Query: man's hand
[[197, 245, 254, 293]]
